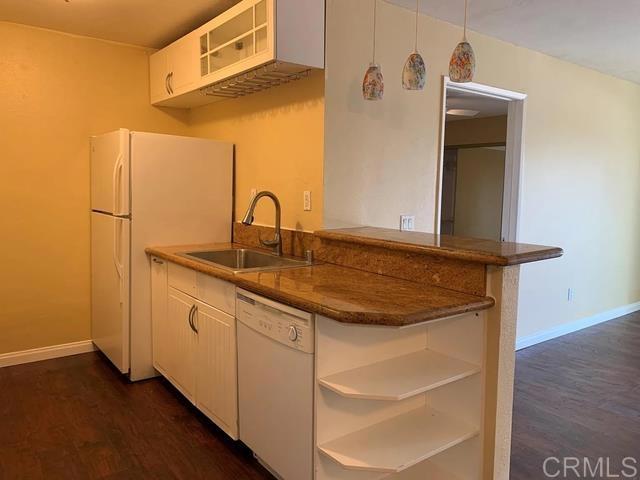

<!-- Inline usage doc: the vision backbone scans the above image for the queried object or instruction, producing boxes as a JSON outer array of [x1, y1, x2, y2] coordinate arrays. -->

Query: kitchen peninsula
[[147, 224, 562, 480]]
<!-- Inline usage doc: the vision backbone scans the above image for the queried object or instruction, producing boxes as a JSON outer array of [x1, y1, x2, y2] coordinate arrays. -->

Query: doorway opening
[[435, 79, 527, 242]]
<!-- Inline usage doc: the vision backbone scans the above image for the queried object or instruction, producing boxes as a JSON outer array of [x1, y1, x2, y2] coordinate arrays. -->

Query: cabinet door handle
[[188, 304, 195, 332], [188, 305, 199, 334], [168, 72, 174, 94], [192, 305, 199, 333]]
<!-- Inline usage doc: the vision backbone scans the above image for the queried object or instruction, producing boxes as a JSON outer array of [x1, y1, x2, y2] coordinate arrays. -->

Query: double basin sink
[[179, 248, 310, 274]]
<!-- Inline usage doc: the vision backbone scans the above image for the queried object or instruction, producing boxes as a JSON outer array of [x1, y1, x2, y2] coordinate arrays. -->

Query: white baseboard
[[0, 340, 97, 368], [516, 301, 640, 351]]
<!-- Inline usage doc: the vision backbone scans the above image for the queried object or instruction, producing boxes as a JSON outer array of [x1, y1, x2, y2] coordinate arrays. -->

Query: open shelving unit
[[314, 312, 486, 480], [318, 405, 478, 473], [318, 349, 480, 401]]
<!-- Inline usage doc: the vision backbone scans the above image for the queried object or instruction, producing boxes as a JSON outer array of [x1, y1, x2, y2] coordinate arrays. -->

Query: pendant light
[[402, 0, 426, 90], [362, 0, 384, 100], [449, 0, 476, 83]]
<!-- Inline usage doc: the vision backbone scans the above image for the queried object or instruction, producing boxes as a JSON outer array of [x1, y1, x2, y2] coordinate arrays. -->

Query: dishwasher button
[[288, 325, 298, 342]]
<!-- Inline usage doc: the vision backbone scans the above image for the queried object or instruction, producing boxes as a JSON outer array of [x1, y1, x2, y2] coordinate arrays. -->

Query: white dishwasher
[[236, 289, 314, 480]]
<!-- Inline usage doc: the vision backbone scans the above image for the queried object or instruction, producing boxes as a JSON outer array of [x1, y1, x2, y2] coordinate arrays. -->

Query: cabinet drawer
[[197, 273, 236, 316], [168, 262, 197, 296]]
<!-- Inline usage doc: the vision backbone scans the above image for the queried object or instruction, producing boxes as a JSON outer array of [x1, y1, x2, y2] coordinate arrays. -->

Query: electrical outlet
[[567, 288, 574, 302], [400, 215, 415, 231], [304, 191, 312, 211]]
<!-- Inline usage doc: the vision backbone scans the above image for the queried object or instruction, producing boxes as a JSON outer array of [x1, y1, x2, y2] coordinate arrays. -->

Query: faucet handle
[[260, 237, 277, 247], [259, 232, 282, 256]]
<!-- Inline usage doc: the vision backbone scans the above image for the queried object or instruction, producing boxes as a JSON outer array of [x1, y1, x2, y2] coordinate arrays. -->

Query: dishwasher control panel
[[236, 289, 314, 354]]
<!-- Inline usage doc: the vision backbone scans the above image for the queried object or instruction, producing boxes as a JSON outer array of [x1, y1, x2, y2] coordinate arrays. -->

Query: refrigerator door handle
[[113, 218, 124, 304], [112, 154, 124, 216]]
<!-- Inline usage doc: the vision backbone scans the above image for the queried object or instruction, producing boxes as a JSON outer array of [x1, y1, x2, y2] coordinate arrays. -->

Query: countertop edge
[[146, 246, 495, 327], [315, 230, 564, 266]]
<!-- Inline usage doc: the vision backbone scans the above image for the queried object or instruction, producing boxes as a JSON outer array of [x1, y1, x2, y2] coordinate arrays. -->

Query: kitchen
[[2, 1, 639, 480]]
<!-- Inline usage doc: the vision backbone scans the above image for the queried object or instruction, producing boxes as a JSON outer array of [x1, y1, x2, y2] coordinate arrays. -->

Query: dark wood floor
[[0, 352, 273, 479], [510, 311, 640, 479], [1, 312, 639, 479]]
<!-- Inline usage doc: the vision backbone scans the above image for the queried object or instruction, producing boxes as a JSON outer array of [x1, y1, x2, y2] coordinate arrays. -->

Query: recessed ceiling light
[[446, 108, 480, 117]]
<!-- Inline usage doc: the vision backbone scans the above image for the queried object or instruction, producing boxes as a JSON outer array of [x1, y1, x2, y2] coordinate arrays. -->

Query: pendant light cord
[[414, 0, 419, 51], [372, 0, 377, 63], [463, 0, 468, 41]]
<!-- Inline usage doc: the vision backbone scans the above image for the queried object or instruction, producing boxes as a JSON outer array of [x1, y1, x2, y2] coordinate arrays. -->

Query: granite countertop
[[146, 243, 495, 327], [315, 227, 563, 266]]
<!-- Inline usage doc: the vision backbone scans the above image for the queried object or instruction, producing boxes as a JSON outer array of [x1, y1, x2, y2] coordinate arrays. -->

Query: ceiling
[[388, 0, 640, 85], [2, 0, 639, 85], [0, 0, 241, 49], [446, 90, 508, 122]]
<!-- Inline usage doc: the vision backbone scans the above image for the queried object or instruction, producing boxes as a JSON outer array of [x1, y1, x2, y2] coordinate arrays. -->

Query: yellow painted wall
[[445, 115, 507, 146], [188, 71, 324, 232], [0, 22, 190, 354], [323, 0, 640, 342], [0, 20, 324, 355]]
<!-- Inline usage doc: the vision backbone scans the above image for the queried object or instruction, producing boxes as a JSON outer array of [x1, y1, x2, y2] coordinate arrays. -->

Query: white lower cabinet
[[195, 301, 237, 438], [150, 257, 238, 439], [151, 257, 170, 376], [166, 288, 198, 402]]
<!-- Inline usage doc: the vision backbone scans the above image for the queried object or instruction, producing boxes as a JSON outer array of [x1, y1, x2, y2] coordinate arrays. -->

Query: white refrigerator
[[90, 129, 233, 381]]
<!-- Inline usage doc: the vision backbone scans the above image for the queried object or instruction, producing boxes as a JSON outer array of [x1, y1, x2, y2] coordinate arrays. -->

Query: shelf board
[[317, 406, 479, 474], [392, 461, 465, 480], [318, 349, 480, 401]]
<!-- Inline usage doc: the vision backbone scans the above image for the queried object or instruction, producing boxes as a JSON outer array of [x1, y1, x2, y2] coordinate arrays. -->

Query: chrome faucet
[[241, 191, 282, 256]]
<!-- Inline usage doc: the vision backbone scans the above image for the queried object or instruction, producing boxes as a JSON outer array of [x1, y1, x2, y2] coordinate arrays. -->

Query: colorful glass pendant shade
[[402, 0, 426, 90], [363, 0, 384, 100], [363, 63, 384, 100], [449, 0, 476, 83]]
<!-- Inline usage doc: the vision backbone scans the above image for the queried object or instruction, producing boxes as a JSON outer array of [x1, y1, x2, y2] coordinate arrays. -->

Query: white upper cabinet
[[149, 33, 200, 105], [149, 49, 169, 104], [149, 0, 324, 109]]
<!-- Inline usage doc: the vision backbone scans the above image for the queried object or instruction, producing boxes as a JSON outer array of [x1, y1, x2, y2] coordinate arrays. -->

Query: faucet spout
[[240, 191, 282, 256]]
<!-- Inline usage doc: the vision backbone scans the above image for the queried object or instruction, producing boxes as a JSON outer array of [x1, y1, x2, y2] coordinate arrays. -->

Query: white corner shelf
[[392, 461, 465, 480], [317, 406, 479, 474], [318, 349, 480, 401]]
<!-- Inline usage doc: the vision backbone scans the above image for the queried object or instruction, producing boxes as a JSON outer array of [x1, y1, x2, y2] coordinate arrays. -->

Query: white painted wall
[[323, 0, 640, 342]]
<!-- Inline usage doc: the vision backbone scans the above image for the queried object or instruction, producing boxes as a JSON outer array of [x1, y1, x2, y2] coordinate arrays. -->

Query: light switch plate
[[400, 215, 415, 231]]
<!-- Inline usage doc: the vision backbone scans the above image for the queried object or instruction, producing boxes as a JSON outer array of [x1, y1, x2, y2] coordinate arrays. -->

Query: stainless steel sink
[[179, 248, 310, 273]]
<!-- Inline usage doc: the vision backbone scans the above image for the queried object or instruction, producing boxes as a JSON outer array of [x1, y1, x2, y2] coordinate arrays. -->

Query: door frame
[[434, 76, 527, 242]]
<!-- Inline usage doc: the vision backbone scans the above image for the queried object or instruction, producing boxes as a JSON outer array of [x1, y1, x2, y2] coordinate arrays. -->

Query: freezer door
[[91, 212, 131, 373], [90, 129, 130, 216]]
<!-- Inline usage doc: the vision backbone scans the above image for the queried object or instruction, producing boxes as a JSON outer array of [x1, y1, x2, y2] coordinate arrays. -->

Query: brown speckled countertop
[[146, 244, 495, 327], [316, 227, 563, 266]]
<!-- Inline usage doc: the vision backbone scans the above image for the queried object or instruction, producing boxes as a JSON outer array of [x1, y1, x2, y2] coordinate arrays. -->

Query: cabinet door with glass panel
[[196, 0, 273, 84]]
